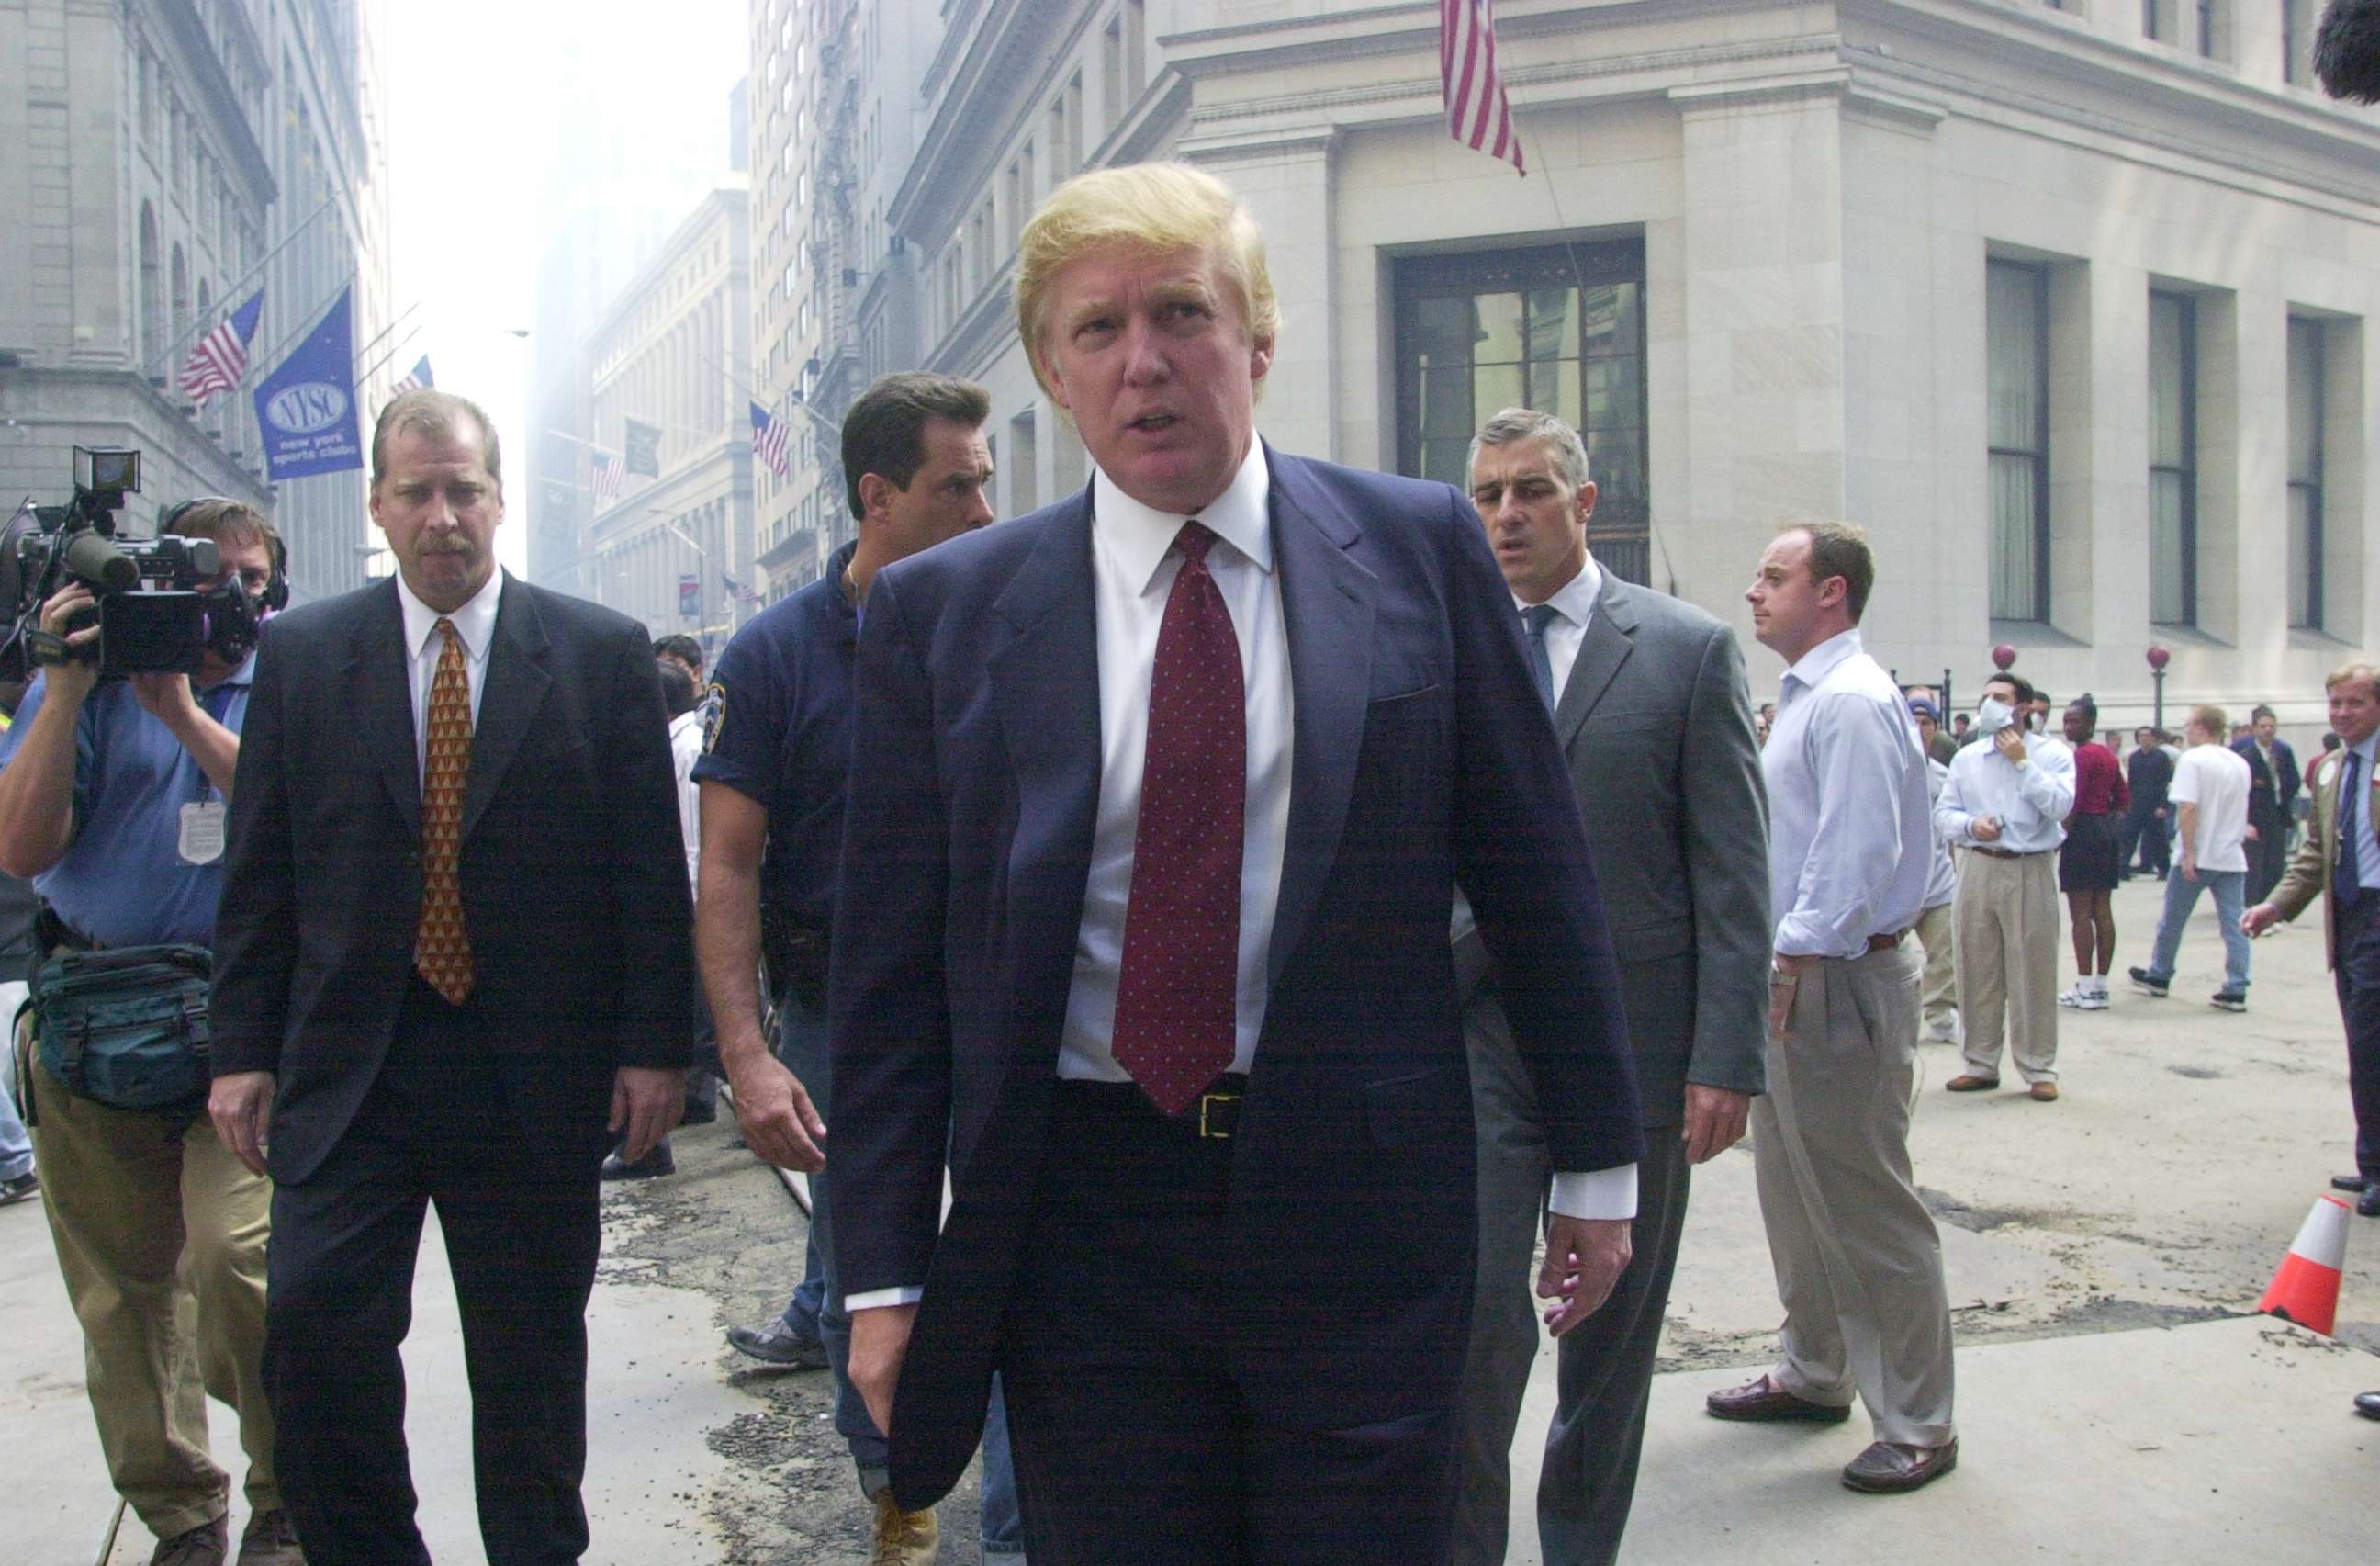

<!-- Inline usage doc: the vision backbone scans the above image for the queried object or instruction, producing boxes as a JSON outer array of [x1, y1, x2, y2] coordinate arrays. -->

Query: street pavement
[[4, 873, 2374, 1562]]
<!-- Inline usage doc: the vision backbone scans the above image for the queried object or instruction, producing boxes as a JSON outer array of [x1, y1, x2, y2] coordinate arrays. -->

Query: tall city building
[[582, 186, 758, 652], [524, 67, 751, 602], [820, 0, 2380, 739], [0, 0, 391, 604]]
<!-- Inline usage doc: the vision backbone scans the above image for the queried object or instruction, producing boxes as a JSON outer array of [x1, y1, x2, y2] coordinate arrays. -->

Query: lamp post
[[2147, 644, 2170, 735]]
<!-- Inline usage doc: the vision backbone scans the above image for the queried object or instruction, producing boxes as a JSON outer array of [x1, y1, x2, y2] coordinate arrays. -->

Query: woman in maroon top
[[2059, 695, 2131, 1009]]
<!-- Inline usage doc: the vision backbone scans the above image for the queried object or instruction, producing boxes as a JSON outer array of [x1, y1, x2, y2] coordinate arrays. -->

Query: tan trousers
[[1953, 850, 2061, 1084], [1913, 900, 1958, 1037], [1750, 941, 1956, 1448], [19, 1027, 277, 1538]]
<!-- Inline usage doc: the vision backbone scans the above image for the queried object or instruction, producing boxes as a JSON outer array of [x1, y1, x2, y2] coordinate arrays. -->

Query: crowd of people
[[2, 161, 2375, 1566]]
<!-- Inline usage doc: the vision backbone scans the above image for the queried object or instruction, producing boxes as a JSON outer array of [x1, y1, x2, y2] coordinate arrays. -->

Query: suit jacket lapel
[[457, 578, 553, 846], [1554, 572, 1637, 750], [348, 578, 422, 841], [1267, 452, 1377, 990], [991, 492, 1104, 1063]]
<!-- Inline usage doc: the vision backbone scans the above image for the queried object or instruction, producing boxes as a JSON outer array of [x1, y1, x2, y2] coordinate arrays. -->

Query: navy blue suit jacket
[[826, 449, 1643, 1505]]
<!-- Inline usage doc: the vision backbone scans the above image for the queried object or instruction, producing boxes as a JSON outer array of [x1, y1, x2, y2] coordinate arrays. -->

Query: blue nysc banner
[[253, 287, 363, 481]]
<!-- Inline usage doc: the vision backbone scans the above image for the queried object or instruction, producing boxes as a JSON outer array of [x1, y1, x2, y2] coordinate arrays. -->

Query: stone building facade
[[848, 0, 2379, 737], [0, 0, 391, 605], [582, 187, 758, 654]]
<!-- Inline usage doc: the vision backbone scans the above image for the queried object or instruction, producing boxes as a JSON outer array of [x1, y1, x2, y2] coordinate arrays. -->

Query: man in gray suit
[[1452, 409, 1770, 1565]]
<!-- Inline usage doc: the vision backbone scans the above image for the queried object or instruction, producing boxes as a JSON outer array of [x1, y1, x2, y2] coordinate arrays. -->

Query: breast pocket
[[1355, 685, 1450, 828]]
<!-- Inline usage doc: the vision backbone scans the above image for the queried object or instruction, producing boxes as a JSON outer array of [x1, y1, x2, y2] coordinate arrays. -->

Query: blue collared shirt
[[1937, 728, 2077, 856], [1763, 629, 1933, 959], [2341, 732, 2380, 895], [0, 660, 255, 947], [691, 540, 859, 927]]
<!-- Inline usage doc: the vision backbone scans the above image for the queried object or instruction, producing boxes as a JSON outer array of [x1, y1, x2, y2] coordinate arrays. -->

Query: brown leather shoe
[[1944, 1075, 2000, 1092], [150, 1515, 229, 1566], [237, 1508, 306, 1565], [1704, 1373, 1853, 1424], [2029, 1081, 2060, 1102], [1842, 1437, 1959, 1493]]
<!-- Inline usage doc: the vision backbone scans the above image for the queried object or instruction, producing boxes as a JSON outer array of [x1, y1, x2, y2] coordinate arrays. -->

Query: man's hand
[[1993, 727, 2028, 765], [2242, 902, 2284, 938], [1970, 815, 2004, 844], [724, 1048, 827, 1172], [609, 1066, 686, 1163], [2153, 806, 2167, 820], [850, 1302, 918, 1437], [1680, 1085, 1752, 1165], [2244, 823, 2261, 842], [35, 584, 102, 705], [1539, 1215, 1631, 1336], [129, 672, 200, 729], [209, 1070, 275, 1177], [2181, 857, 2199, 884]]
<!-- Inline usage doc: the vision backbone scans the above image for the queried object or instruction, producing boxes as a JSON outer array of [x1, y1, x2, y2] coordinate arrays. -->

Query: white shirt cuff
[[1548, 1163, 1637, 1221], [844, 1286, 925, 1312]]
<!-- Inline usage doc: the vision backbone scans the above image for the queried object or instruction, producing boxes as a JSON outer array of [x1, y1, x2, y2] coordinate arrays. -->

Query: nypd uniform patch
[[701, 681, 728, 752]]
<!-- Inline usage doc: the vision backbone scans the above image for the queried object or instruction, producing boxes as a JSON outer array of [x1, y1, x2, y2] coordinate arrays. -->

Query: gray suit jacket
[[1459, 569, 1769, 1127]]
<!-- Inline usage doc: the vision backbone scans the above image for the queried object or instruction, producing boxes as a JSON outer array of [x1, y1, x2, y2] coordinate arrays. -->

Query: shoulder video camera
[[0, 447, 268, 682]]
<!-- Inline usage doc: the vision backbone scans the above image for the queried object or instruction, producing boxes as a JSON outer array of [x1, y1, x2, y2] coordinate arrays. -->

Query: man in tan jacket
[[2244, 662, 2380, 1233]]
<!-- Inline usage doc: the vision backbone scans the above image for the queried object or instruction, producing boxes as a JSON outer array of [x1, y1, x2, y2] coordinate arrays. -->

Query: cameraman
[[0, 499, 298, 1566]]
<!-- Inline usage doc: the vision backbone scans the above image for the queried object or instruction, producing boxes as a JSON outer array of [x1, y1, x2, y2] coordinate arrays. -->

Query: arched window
[[139, 202, 163, 365], [171, 242, 191, 345]]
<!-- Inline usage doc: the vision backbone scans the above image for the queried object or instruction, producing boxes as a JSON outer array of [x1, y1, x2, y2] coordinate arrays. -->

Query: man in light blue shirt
[[1707, 523, 1957, 1496], [1937, 670, 2076, 1098]]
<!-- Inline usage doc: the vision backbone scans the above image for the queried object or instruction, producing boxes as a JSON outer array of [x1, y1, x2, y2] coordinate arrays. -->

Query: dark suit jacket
[[1460, 571, 1768, 1127], [2231, 736, 2302, 822], [828, 449, 1644, 1506], [210, 575, 693, 1186]]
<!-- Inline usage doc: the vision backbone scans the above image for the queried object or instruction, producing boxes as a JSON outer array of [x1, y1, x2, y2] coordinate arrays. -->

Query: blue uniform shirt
[[0, 659, 254, 947], [691, 540, 859, 927]]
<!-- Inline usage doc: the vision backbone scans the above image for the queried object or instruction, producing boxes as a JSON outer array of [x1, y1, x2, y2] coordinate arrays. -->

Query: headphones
[[162, 496, 289, 613]]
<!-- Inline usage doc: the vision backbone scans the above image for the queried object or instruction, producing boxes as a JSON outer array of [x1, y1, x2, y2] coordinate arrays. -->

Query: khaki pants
[[20, 1026, 277, 1538], [1750, 941, 1956, 1448], [1913, 901, 1958, 1038], [1953, 850, 2060, 1084]]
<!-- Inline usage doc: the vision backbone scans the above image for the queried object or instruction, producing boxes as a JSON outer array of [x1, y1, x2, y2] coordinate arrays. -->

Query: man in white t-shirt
[[2130, 704, 2254, 1010]]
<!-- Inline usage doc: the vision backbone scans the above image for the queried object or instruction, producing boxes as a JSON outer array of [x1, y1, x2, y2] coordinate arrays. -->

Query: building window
[[2287, 315, 2324, 629], [2143, 0, 2164, 40], [2195, 0, 2218, 57], [1393, 240, 1650, 583], [2149, 289, 2198, 626], [1986, 260, 2051, 622], [2284, 0, 2314, 84], [1010, 409, 1038, 514]]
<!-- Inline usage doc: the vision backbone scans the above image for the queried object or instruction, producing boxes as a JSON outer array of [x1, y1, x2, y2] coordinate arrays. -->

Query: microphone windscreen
[[2316, 0, 2380, 103]]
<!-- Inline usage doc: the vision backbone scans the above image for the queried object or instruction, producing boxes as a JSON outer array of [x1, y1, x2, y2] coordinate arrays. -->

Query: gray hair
[[1468, 407, 1591, 490]]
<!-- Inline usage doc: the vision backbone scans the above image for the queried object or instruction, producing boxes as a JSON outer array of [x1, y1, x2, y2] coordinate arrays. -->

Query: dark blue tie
[[1521, 604, 1559, 714], [2340, 749, 2365, 902]]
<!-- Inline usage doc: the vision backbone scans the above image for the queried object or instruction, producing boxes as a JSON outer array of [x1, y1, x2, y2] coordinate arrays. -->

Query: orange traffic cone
[[2257, 1193, 2352, 1335]]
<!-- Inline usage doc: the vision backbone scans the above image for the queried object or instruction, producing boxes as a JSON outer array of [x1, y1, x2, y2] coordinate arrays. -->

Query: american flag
[[1442, 0, 1525, 175], [750, 401, 791, 479], [722, 572, 762, 605], [590, 450, 623, 503], [391, 355, 433, 397], [179, 289, 265, 402]]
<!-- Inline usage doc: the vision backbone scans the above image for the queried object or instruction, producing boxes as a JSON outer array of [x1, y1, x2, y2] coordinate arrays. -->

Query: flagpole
[[348, 299, 424, 382], [352, 319, 426, 392], [144, 195, 340, 377]]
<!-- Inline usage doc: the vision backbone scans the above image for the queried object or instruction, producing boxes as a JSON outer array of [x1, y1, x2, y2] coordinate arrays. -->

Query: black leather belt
[[1055, 1073, 1248, 1138], [1969, 846, 2045, 861]]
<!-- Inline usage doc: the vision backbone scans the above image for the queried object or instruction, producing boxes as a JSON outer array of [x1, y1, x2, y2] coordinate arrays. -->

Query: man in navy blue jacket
[[825, 163, 1644, 1564]]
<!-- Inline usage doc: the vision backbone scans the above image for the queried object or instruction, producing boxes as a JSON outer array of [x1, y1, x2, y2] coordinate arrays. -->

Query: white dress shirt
[[1936, 732, 2076, 856], [1921, 757, 1957, 911], [668, 710, 704, 890], [1058, 439, 1293, 1082], [393, 568, 503, 783], [1764, 629, 1933, 959], [1521, 552, 1604, 702]]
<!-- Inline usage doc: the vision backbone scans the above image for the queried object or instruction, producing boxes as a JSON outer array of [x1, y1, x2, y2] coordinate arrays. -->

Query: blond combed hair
[[1014, 163, 1279, 395], [2325, 660, 2380, 704]]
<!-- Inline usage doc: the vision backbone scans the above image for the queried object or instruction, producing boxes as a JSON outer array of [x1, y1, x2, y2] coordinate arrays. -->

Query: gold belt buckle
[[1198, 1092, 1241, 1139]]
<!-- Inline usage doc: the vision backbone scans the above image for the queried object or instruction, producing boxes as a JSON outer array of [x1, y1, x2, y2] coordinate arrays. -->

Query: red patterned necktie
[[414, 617, 476, 1005], [1111, 522, 1245, 1116]]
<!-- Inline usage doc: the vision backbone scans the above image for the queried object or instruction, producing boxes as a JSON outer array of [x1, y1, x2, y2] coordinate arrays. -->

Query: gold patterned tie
[[414, 617, 476, 1004]]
